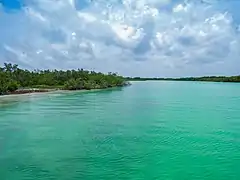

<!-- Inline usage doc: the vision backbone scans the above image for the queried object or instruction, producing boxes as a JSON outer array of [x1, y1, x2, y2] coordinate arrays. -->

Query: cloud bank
[[0, 0, 239, 77]]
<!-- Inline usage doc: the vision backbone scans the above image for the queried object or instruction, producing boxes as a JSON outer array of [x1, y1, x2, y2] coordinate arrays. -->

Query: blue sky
[[0, 0, 240, 77], [1, 0, 23, 10]]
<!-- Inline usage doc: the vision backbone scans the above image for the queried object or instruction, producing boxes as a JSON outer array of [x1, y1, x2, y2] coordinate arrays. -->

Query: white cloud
[[0, 0, 239, 76]]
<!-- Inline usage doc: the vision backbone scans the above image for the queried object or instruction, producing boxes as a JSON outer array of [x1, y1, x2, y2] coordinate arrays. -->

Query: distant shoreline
[[125, 76, 240, 83]]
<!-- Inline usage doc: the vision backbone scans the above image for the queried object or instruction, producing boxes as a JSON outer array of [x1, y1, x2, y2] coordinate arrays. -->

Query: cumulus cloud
[[0, 0, 239, 76]]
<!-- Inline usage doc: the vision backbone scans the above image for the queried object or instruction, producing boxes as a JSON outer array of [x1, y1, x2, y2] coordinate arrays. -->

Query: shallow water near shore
[[0, 81, 240, 180]]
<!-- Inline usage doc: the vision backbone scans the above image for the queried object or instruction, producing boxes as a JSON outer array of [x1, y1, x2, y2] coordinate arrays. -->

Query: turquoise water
[[0, 81, 240, 180]]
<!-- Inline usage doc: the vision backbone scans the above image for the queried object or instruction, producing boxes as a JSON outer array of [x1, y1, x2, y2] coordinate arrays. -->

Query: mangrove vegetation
[[126, 76, 240, 83], [0, 63, 128, 95]]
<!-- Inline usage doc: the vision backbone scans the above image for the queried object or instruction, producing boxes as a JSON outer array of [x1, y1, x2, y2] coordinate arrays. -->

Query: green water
[[0, 81, 240, 180]]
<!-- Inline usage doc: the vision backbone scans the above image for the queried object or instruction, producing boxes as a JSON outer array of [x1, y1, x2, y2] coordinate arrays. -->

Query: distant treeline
[[0, 63, 128, 95], [125, 76, 240, 82]]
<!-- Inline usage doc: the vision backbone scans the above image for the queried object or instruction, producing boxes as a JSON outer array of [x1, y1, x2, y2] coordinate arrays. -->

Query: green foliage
[[0, 70, 19, 94], [126, 76, 240, 82], [7, 80, 19, 92], [64, 79, 79, 90], [0, 72, 8, 95], [0, 63, 128, 95]]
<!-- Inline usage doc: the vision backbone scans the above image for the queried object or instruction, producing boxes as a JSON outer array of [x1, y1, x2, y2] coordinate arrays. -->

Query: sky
[[0, 0, 240, 77]]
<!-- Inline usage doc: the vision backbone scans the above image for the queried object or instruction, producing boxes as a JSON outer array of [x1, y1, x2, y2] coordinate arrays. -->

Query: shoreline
[[0, 89, 56, 98], [0, 86, 125, 99], [0, 89, 88, 106]]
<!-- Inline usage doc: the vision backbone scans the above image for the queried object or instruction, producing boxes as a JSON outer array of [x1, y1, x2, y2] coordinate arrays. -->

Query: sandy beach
[[0, 88, 112, 108]]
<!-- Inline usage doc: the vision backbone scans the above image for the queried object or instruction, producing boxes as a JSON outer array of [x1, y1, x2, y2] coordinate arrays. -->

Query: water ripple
[[0, 81, 240, 180]]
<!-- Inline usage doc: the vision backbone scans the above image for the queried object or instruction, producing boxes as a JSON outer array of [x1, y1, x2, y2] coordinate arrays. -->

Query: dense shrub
[[0, 63, 128, 94]]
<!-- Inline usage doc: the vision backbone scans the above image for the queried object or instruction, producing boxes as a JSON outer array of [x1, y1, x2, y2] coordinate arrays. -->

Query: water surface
[[0, 81, 240, 180]]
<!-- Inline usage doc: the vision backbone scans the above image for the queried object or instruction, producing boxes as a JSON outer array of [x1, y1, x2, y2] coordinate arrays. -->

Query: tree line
[[0, 63, 128, 95], [126, 76, 240, 82]]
